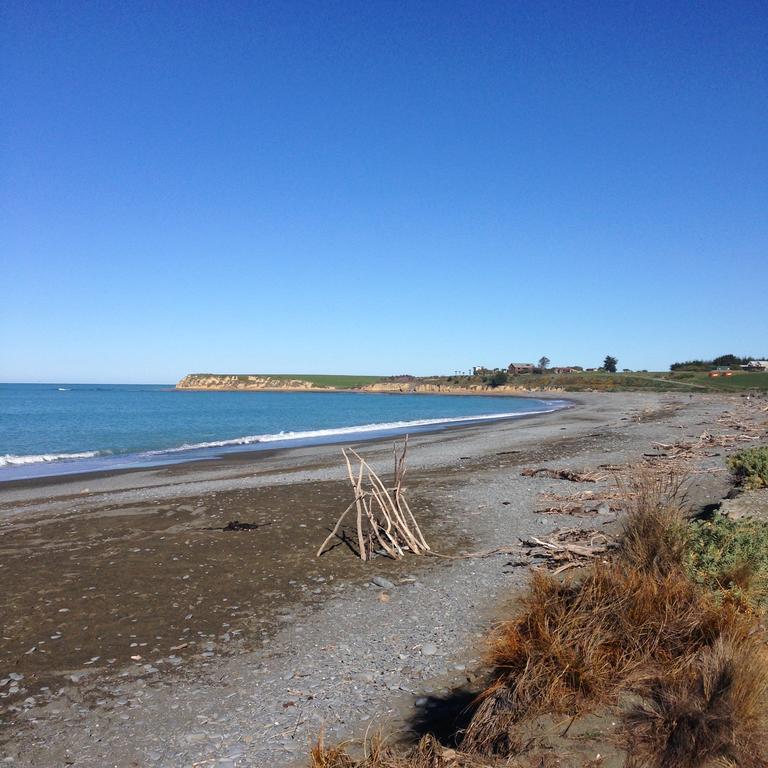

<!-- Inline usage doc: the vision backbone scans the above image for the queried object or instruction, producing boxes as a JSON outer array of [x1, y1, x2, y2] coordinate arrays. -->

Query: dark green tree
[[488, 370, 508, 388], [538, 356, 550, 370], [712, 354, 745, 368], [602, 355, 618, 373]]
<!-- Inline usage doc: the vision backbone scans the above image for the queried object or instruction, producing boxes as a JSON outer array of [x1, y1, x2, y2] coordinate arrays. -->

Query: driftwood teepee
[[317, 437, 430, 561]]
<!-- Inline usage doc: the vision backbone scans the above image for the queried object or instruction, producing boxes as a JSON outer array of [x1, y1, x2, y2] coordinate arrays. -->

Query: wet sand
[[0, 480, 466, 704]]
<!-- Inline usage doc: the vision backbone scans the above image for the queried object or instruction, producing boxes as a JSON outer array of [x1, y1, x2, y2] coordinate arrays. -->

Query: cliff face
[[176, 375, 565, 394], [176, 374, 320, 391], [361, 382, 474, 393]]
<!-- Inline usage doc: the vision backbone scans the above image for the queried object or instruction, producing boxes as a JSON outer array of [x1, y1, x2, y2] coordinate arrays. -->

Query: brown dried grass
[[461, 466, 761, 756], [624, 635, 768, 767], [309, 733, 499, 767], [616, 467, 691, 575], [461, 562, 749, 754]]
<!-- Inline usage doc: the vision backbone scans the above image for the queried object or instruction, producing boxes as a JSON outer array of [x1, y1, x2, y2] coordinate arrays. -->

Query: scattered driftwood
[[535, 504, 601, 517], [317, 437, 430, 561], [518, 528, 614, 574], [521, 467, 604, 483]]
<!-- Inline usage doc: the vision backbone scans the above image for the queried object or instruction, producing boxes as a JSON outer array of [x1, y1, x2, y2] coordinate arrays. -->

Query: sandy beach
[[0, 391, 761, 767]]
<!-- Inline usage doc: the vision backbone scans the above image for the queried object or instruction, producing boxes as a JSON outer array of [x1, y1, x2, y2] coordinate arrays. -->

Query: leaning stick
[[343, 448, 368, 561], [365, 466, 420, 551], [368, 490, 403, 558], [398, 494, 430, 552], [316, 499, 357, 557]]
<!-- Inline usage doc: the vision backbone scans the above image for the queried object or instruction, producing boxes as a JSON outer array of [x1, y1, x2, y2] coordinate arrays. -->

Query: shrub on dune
[[617, 468, 691, 575], [624, 635, 768, 768], [461, 562, 744, 754]]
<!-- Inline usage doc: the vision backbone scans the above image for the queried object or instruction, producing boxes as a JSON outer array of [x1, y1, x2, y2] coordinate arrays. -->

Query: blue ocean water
[[0, 384, 568, 480]]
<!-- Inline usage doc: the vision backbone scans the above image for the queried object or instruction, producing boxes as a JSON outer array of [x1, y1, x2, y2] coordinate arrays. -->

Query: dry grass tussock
[[616, 467, 691, 575], [624, 635, 768, 768], [462, 465, 767, 758], [309, 733, 506, 767], [461, 563, 750, 754]]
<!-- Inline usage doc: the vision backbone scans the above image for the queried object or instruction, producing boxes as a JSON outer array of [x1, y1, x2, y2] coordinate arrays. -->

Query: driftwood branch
[[317, 436, 431, 561], [521, 467, 605, 483]]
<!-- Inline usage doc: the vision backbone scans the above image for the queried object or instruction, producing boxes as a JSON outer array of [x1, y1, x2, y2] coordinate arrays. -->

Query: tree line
[[670, 354, 764, 371]]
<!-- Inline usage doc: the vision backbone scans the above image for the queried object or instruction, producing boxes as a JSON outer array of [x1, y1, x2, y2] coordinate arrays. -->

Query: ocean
[[0, 384, 568, 480]]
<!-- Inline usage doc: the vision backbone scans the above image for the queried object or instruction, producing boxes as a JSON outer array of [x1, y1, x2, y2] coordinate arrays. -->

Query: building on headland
[[507, 363, 535, 375], [552, 366, 584, 374], [743, 360, 768, 371]]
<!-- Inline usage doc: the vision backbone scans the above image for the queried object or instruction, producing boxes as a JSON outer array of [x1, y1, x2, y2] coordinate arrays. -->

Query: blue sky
[[2, 0, 766, 383]]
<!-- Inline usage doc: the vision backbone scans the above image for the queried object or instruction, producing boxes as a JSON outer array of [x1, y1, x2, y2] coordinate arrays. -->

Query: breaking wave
[[150, 407, 564, 454], [0, 404, 569, 470], [0, 450, 103, 467]]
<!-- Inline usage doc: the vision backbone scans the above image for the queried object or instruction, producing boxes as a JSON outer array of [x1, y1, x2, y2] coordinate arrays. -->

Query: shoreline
[[0, 395, 573, 485], [1, 391, 757, 767]]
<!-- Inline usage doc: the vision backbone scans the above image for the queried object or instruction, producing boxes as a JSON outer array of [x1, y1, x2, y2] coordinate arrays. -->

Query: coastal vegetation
[[670, 354, 765, 371], [310, 439, 768, 767], [410, 370, 768, 393], [177, 367, 768, 394], [686, 512, 768, 611], [728, 446, 768, 490]]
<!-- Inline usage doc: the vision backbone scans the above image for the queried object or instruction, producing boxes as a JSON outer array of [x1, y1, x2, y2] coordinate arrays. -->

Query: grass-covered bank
[[309, 448, 768, 766], [176, 370, 768, 394], [409, 370, 768, 394]]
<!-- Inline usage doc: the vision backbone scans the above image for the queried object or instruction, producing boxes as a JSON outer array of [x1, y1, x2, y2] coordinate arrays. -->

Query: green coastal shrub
[[728, 446, 768, 490], [686, 513, 768, 611], [488, 371, 508, 388]]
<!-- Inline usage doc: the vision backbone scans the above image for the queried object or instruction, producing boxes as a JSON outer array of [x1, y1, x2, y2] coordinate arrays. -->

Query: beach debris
[[317, 436, 431, 561], [222, 520, 261, 531], [516, 528, 615, 573], [535, 489, 624, 518], [521, 467, 604, 482], [535, 504, 600, 517]]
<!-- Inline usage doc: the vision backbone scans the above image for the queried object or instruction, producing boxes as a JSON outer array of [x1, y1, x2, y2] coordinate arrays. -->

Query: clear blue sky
[[2, 0, 766, 383]]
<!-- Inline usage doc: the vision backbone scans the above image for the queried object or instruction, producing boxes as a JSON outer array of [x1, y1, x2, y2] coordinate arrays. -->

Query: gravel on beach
[[0, 391, 757, 767]]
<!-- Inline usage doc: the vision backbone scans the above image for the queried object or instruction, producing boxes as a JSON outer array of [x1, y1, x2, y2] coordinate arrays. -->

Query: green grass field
[[536, 370, 768, 392], [666, 370, 768, 391], [428, 370, 768, 393], [187, 370, 768, 393]]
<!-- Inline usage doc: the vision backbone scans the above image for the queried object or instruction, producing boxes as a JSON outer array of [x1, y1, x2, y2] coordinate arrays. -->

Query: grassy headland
[[401, 370, 768, 393], [176, 370, 768, 393]]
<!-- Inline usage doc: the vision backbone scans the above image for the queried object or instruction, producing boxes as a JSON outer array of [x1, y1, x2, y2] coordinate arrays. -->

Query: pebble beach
[[0, 391, 753, 766]]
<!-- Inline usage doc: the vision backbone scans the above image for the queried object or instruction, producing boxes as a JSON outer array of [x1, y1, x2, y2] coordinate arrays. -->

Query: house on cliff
[[507, 363, 535, 375]]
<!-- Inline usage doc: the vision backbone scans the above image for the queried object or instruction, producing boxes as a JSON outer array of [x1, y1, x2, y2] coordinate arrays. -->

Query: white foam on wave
[[0, 450, 101, 467], [149, 407, 564, 455]]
